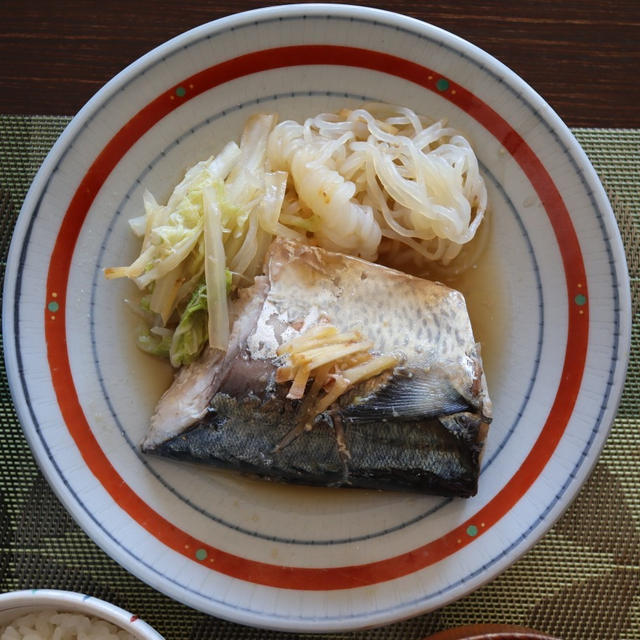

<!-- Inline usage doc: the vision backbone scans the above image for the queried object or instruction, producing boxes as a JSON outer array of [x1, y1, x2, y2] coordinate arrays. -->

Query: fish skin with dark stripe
[[142, 239, 492, 497]]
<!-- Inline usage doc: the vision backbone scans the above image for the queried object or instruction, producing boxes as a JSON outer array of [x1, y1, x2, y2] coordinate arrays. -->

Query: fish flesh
[[142, 239, 492, 497]]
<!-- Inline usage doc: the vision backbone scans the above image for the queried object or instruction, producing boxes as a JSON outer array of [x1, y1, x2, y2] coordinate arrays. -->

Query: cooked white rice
[[0, 610, 137, 640]]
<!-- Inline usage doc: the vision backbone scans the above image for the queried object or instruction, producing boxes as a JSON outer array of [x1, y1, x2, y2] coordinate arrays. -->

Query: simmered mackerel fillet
[[142, 239, 492, 497]]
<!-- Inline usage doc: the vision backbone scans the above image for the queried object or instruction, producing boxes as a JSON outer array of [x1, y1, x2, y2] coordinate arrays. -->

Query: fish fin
[[343, 366, 471, 422], [439, 411, 490, 451]]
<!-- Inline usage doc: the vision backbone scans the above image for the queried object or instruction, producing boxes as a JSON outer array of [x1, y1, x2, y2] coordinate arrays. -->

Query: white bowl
[[3, 2, 630, 633], [0, 590, 164, 639]]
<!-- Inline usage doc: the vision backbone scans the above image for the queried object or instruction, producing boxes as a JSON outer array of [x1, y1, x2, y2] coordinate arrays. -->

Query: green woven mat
[[0, 115, 639, 640]]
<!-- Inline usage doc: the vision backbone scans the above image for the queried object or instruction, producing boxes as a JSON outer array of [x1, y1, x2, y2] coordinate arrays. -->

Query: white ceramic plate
[[3, 4, 630, 632]]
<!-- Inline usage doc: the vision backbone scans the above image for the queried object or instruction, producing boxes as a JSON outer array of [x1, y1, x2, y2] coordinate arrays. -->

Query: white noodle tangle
[[267, 103, 487, 264]]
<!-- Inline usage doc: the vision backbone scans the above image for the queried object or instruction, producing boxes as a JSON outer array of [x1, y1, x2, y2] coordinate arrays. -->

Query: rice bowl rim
[[0, 590, 164, 640]]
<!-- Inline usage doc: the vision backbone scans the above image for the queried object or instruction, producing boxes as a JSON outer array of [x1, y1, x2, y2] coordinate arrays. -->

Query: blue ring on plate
[[11, 11, 621, 622]]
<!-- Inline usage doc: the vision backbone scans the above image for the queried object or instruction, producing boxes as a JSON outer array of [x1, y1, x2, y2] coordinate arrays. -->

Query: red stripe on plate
[[44, 45, 588, 590]]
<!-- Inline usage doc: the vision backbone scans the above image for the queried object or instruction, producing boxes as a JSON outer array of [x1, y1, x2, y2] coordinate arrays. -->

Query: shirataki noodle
[[267, 103, 487, 264]]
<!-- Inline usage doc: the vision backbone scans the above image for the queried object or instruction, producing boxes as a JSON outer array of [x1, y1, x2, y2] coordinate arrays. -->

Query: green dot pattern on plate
[[47, 301, 59, 313], [195, 548, 207, 561], [575, 294, 587, 306], [436, 78, 450, 91], [466, 524, 478, 537], [175, 86, 186, 97]]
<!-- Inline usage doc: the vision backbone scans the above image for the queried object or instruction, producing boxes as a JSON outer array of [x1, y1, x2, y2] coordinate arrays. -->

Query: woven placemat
[[0, 116, 638, 640]]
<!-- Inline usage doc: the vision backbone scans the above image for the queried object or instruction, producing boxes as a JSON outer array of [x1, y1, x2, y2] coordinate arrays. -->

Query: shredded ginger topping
[[274, 324, 399, 448]]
